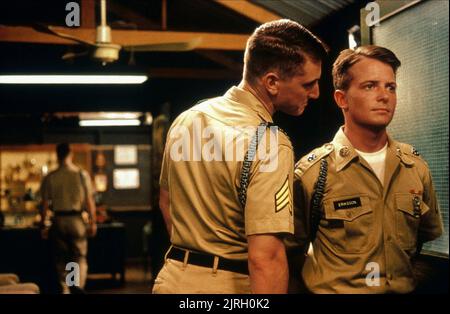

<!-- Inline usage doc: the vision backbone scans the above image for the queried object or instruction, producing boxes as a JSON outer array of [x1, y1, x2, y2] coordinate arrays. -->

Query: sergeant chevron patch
[[275, 176, 292, 214]]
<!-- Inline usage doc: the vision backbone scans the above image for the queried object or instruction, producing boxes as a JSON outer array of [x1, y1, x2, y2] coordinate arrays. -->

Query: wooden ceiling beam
[[214, 0, 281, 23], [81, 0, 96, 29], [0, 26, 96, 45], [0, 26, 249, 50]]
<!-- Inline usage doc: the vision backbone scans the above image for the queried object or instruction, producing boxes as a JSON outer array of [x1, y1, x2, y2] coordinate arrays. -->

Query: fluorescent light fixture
[[79, 112, 145, 127], [80, 119, 141, 126], [79, 112, 141, 120], [0, 75, 148, 84]]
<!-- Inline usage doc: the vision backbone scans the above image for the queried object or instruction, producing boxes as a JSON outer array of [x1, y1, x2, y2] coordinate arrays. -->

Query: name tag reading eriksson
[[333, 197, 362, 210]]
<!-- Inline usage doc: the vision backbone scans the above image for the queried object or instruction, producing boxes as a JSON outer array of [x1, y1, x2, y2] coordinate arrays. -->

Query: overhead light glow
[[0, 75, 148, 84], [348, 33, 358, 50], [79, 112, 141, 120], [80, 119, 141, 127], [347, 25, 360, 50]]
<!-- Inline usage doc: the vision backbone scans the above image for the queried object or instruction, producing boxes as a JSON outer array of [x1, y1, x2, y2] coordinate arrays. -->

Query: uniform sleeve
[[419, 169, 444, 242], [292, 177, 311, 246], [245, 143, 294, 236], [159, 114, 183, 191], [284, 167, 312, 249], [159, 142, 169, 190]]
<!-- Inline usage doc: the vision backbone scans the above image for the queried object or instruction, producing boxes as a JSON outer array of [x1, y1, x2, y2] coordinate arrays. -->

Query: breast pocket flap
[[395, 193, 430, 217]]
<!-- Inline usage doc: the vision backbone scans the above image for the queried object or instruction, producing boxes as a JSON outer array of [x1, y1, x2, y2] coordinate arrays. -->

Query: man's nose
[[309, 82, 320, 99], [377, 88, 390, 102]]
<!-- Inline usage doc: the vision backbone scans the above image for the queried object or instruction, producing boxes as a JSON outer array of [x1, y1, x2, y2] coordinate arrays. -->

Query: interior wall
[[371, 0, 449, 255]]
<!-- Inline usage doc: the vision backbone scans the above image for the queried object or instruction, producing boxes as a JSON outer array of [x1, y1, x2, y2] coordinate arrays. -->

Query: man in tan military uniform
[[40, 143, 97, 293], [152, 19, 327, 294], [290, 46, 444, 293]]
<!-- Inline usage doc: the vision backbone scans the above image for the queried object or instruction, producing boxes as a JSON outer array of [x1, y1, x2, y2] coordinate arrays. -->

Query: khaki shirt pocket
[[395, 193, 430, 250], [322, 195, 373, 254]]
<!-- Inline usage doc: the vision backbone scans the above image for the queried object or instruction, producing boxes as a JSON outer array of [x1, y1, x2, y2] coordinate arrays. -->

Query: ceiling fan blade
[[62, 50, 90, 60], [33, 24, 96, 47], [123, 37, 202, 52]]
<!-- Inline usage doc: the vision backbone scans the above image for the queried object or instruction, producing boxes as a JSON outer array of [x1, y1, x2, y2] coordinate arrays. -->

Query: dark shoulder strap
[[309, 159, 328, 242], [238, 122, 269, 209]]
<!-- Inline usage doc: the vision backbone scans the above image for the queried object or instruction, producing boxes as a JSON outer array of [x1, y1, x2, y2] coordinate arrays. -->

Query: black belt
[[167, 246, 249, 275], [53, 210, 82, 217]]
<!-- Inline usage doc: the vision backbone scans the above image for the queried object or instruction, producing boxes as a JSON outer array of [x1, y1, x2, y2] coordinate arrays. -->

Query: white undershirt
[[355, 143, 388, 185]]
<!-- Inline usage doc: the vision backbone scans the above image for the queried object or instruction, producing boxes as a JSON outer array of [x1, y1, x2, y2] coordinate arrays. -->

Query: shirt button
[[346, 211, 352, 218]]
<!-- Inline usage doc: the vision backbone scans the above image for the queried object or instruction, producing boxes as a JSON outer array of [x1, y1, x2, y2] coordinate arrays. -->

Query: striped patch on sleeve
[[275, 176, 292, 214]]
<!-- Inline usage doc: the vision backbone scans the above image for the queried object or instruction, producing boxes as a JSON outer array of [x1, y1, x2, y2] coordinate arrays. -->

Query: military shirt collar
[[332, 127, 415, 171], [332, 127, 359, 172], [390, 137, 415, 166], [224, 86, 273, 123]]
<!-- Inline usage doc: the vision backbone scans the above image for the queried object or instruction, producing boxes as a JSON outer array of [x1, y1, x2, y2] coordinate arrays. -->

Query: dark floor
[[85, 258, 153, 294]]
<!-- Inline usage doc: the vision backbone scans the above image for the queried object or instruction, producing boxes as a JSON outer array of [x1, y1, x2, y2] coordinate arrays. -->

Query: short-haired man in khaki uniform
[[152, 19, 327, 294], [290, 46, 444, 293], [40, 143, 97, 293]]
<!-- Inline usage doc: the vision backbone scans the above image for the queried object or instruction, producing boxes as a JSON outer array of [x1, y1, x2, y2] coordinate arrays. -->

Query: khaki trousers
[[50, 216, 88, 293], [152, 258, 251, 294]]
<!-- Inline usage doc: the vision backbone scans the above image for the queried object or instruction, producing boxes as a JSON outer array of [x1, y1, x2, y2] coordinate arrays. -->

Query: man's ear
[[334, 90, 348, 110], [261, 72, 280, 96]]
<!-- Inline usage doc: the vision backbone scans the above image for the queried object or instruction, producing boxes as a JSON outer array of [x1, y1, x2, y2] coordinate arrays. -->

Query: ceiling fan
[[34, 0, 202, 65]]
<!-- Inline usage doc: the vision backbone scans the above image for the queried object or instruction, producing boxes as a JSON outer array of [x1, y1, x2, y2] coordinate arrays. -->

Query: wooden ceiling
[[0, 0, 356, 80], [0, 0, 362, 118], [0, 0, 288, 80]]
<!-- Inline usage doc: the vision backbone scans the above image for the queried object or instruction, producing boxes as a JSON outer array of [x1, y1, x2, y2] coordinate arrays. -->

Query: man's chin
[[365, 121, 391, 131], [291, 106, 306, 116], [280, 105, 306, 116], [297, 107, 307, 116], [287, 110, 304, 117]]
